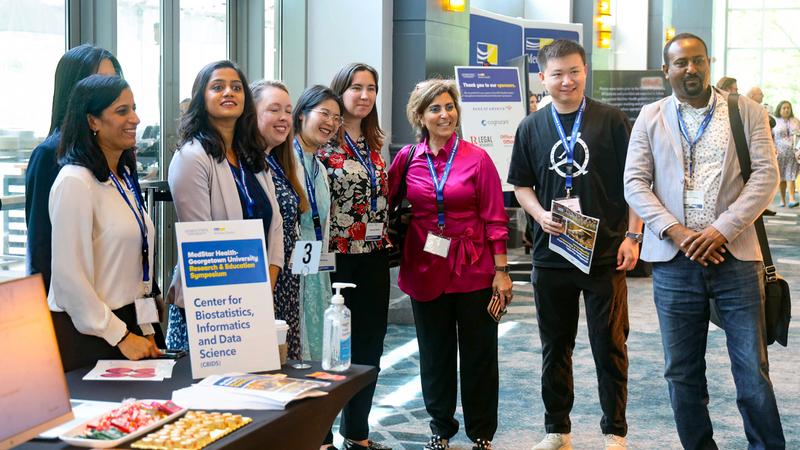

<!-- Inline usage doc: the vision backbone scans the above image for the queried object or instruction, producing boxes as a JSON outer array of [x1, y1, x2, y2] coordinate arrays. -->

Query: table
[[19, 359, 377, 450]]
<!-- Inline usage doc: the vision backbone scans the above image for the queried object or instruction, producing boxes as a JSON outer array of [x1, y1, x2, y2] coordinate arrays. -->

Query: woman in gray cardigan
[[165, 60, 283, 350]]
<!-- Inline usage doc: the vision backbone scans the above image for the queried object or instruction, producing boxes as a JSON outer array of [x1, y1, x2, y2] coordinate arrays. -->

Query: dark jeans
[[324, 250, 390, 444], [652, 255, 784, 450], [532, 265, 629, 436], [411, 287, 498, 442]]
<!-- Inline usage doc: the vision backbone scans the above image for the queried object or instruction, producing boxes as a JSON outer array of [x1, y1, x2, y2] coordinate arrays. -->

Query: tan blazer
[[624, 90, 778, 263]]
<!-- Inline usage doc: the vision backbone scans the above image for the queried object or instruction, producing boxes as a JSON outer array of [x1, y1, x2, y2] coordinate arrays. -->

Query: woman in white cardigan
[[166, 60, 283, 350]]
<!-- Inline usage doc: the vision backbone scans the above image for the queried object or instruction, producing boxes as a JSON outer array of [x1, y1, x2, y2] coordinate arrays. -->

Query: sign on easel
[[176, 219, 280, 379]]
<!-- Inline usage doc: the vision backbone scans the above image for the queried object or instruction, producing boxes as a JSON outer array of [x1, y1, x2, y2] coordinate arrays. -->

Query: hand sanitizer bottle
[[322, 282, 355, 372]]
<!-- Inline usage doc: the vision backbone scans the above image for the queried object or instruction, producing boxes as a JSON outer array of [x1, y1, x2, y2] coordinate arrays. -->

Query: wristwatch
[[625, 231, 644, 243], [494, 265, 510, 273]]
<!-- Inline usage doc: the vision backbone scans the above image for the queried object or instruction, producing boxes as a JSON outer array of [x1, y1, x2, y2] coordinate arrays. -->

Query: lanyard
[[425, 135, 460, 229], [294, 138, 323, 241], [265, 153, 300, 203], [676, 93, 717, 178], [550, 97, 586, 197], [228, 162, 255, 218], [343, 132, 378, 212], [108, 171, 150, 285]]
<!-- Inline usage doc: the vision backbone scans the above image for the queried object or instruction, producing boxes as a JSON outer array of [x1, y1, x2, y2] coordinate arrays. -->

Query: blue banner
[[182, 239, 267, 288], [524, 28, 581, 73], [469, 14, 522, 66]]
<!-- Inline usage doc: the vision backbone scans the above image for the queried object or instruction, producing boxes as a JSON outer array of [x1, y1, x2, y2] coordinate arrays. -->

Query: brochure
[[82, 360, 176, 382], [548, 199, 600, 274], [172, 373, 330, 410]]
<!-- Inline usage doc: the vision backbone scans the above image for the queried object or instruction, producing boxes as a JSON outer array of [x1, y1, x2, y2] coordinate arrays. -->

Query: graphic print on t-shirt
[[549, 132, 590, 179]]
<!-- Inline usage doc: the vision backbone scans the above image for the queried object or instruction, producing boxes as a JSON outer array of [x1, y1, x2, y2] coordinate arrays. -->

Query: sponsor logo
[[185, 229, 209, 236], [469, 135, 494, 146], [480, 119, 510, 126], [549, 132, 590, 178], [500, 134, 515, 145], [525, 37, 554, 51], [476, 42, 498, 66]]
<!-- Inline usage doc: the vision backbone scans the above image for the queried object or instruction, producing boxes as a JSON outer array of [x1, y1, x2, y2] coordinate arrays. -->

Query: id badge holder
[[424, 228, 451, 258], [685, 190, 704, 210], [135, 297, 159, 325], [365, 222, 384, 241]]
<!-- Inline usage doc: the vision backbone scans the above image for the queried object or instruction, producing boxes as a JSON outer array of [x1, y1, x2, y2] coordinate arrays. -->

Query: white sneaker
[[531, 433, 572, 450], [604, 434, 626, 449]]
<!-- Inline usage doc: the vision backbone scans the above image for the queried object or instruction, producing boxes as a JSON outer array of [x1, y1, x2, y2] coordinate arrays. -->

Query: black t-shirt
[[507, 97, 632, 269]]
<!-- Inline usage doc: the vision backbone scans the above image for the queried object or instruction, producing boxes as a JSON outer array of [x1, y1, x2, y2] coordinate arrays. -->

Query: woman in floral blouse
[[317, 63, 391, 450]]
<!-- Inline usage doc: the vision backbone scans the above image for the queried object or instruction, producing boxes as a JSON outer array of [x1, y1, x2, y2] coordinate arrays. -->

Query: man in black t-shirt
[[507, 40, 643, 450]]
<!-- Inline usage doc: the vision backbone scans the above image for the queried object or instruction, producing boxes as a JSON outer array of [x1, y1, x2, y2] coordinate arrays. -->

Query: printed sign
[[176, 219, 280, 379]]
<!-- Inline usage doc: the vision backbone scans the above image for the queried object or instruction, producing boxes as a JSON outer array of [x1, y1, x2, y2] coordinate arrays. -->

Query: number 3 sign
[[290, 240, 322, 275]]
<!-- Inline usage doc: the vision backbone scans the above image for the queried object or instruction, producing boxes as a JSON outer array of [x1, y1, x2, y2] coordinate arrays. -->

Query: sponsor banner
[[591, 70, 673, 120], [177, 219, 280, 379], [455, 66, 526, 191]]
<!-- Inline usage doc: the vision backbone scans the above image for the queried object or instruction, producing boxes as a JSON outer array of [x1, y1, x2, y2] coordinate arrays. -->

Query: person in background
[[529, 91, 539, 114], [716, 76, 738, 94], [252, 79, 308, 360], [509, 40, 641, 450], [772, 100, 800, 208], [746, 86, 777, 129], [166, 60, 283, 350], [49, 75, 162, 371], [318, 63, 391, 450], [388, 79, 511, 450], [26, 44, 121, 294]]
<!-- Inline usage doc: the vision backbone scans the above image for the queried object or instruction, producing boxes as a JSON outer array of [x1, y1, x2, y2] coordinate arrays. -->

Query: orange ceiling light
[[595, 0, 613, 49], [442, 0, 466, 12]]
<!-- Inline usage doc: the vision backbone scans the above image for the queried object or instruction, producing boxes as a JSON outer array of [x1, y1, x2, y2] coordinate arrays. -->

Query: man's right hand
[[536, 210, 565, 236], [118, 333, 162, 360], [665, 223, 725, 266]]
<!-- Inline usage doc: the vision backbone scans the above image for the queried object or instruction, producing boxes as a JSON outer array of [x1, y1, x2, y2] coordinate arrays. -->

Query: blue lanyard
[[676, 93, 717, 178], [294, 138, 323, 241], [228, 162, 255, 218], [108, 171, 150, 285], [265, 153, 300, 203], [343, 132, 378, 212], [425, 135, 460, 229], [550, 97, 586, 197]]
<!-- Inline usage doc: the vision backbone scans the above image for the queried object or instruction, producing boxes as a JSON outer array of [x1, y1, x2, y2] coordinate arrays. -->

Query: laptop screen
[[0, 275, 72, 449]]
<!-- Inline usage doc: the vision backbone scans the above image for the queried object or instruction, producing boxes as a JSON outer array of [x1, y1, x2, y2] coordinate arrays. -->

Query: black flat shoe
[[343, 439, 392, 450], [424, 434, 449, 450], [472, 438, 493, 449]]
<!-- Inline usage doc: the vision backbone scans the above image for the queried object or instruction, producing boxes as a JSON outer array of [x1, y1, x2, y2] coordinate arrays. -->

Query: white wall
[[613, 0, 649, 70], [306, 0, 393, 152], [525, 0, 572, 22]]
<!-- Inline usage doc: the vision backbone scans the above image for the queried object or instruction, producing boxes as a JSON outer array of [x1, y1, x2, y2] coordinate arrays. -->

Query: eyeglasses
[[311, 109, 343, 125]]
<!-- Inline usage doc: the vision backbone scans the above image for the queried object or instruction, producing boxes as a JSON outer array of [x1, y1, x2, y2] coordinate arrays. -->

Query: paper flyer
[[548, 199, 599, 274]]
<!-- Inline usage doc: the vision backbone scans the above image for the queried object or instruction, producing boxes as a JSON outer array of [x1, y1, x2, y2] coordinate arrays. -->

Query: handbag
[[710, 94, 791, 346], [386, 145, 416, 268]]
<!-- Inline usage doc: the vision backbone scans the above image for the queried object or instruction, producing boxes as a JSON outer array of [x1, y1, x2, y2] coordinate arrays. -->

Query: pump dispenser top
[[331, 282, 356, 304]]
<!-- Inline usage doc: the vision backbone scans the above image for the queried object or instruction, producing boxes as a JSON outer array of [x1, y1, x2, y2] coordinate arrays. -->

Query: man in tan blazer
[[624, 33, 785, 449]]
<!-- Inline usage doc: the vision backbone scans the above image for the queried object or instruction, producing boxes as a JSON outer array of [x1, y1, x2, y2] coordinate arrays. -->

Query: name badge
[[365, 222, 384, 241], [424, 232, 451, 258], [685, 190, 704, 210], [134, 297, 159, 325], [319, 252, 337, 272], [554, 196, 581, 214], [291, 240, 322, 275]]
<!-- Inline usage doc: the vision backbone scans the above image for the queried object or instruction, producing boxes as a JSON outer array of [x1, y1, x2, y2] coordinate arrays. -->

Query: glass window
[[0, 0, 65, 272], [180, 0, 227, 101], [265, 0, 277, 78], [117, 0, 161, 181]]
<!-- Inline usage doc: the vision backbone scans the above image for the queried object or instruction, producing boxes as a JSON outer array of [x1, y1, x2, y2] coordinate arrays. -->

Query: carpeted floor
[[331, 206, 799, 449]]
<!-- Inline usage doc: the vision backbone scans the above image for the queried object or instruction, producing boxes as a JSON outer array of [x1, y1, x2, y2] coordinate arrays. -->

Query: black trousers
[[411, 287, 498, 442], [324, 250, 390, 443], [52, 303, 166, 372], [532, 265, 629, 436]]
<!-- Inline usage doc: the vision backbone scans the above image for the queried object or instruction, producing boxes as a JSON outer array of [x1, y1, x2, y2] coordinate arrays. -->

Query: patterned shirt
[[318, 135, 389, 254], [675, 90, 730, 231]]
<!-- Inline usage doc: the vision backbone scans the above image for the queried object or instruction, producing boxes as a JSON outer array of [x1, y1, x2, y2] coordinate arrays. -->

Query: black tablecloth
[[19, 359, 376, 450]]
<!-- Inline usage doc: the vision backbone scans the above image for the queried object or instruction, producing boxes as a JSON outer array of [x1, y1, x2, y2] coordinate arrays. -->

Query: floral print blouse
[[318, 134, 389, 254]]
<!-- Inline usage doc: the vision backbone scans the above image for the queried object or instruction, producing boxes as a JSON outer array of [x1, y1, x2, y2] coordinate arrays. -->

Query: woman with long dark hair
[[26, 44, 121, 294], [317, 63, 391, 450], [252, 79, 308, 360], [49, 75, 161, 371], [166, 60, 284, 350]]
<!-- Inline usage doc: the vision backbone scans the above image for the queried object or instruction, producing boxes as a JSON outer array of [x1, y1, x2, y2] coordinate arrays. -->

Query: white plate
[[58, 399, 187, 448]]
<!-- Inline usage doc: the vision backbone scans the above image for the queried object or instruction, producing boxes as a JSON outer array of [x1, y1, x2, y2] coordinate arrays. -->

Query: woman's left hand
[[492, 271, 513, 307]]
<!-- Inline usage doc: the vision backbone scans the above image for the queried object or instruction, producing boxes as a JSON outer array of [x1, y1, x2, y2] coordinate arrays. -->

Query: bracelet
[[494, 265, 510, 273], [117, 330, 131, 347]]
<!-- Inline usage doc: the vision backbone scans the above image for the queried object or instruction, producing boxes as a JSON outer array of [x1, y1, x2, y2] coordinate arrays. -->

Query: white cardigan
[[167, 139, 284, 307]]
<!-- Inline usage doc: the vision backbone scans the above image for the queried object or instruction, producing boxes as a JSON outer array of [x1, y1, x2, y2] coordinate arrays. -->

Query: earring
[[92, 130, 97, 136]]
